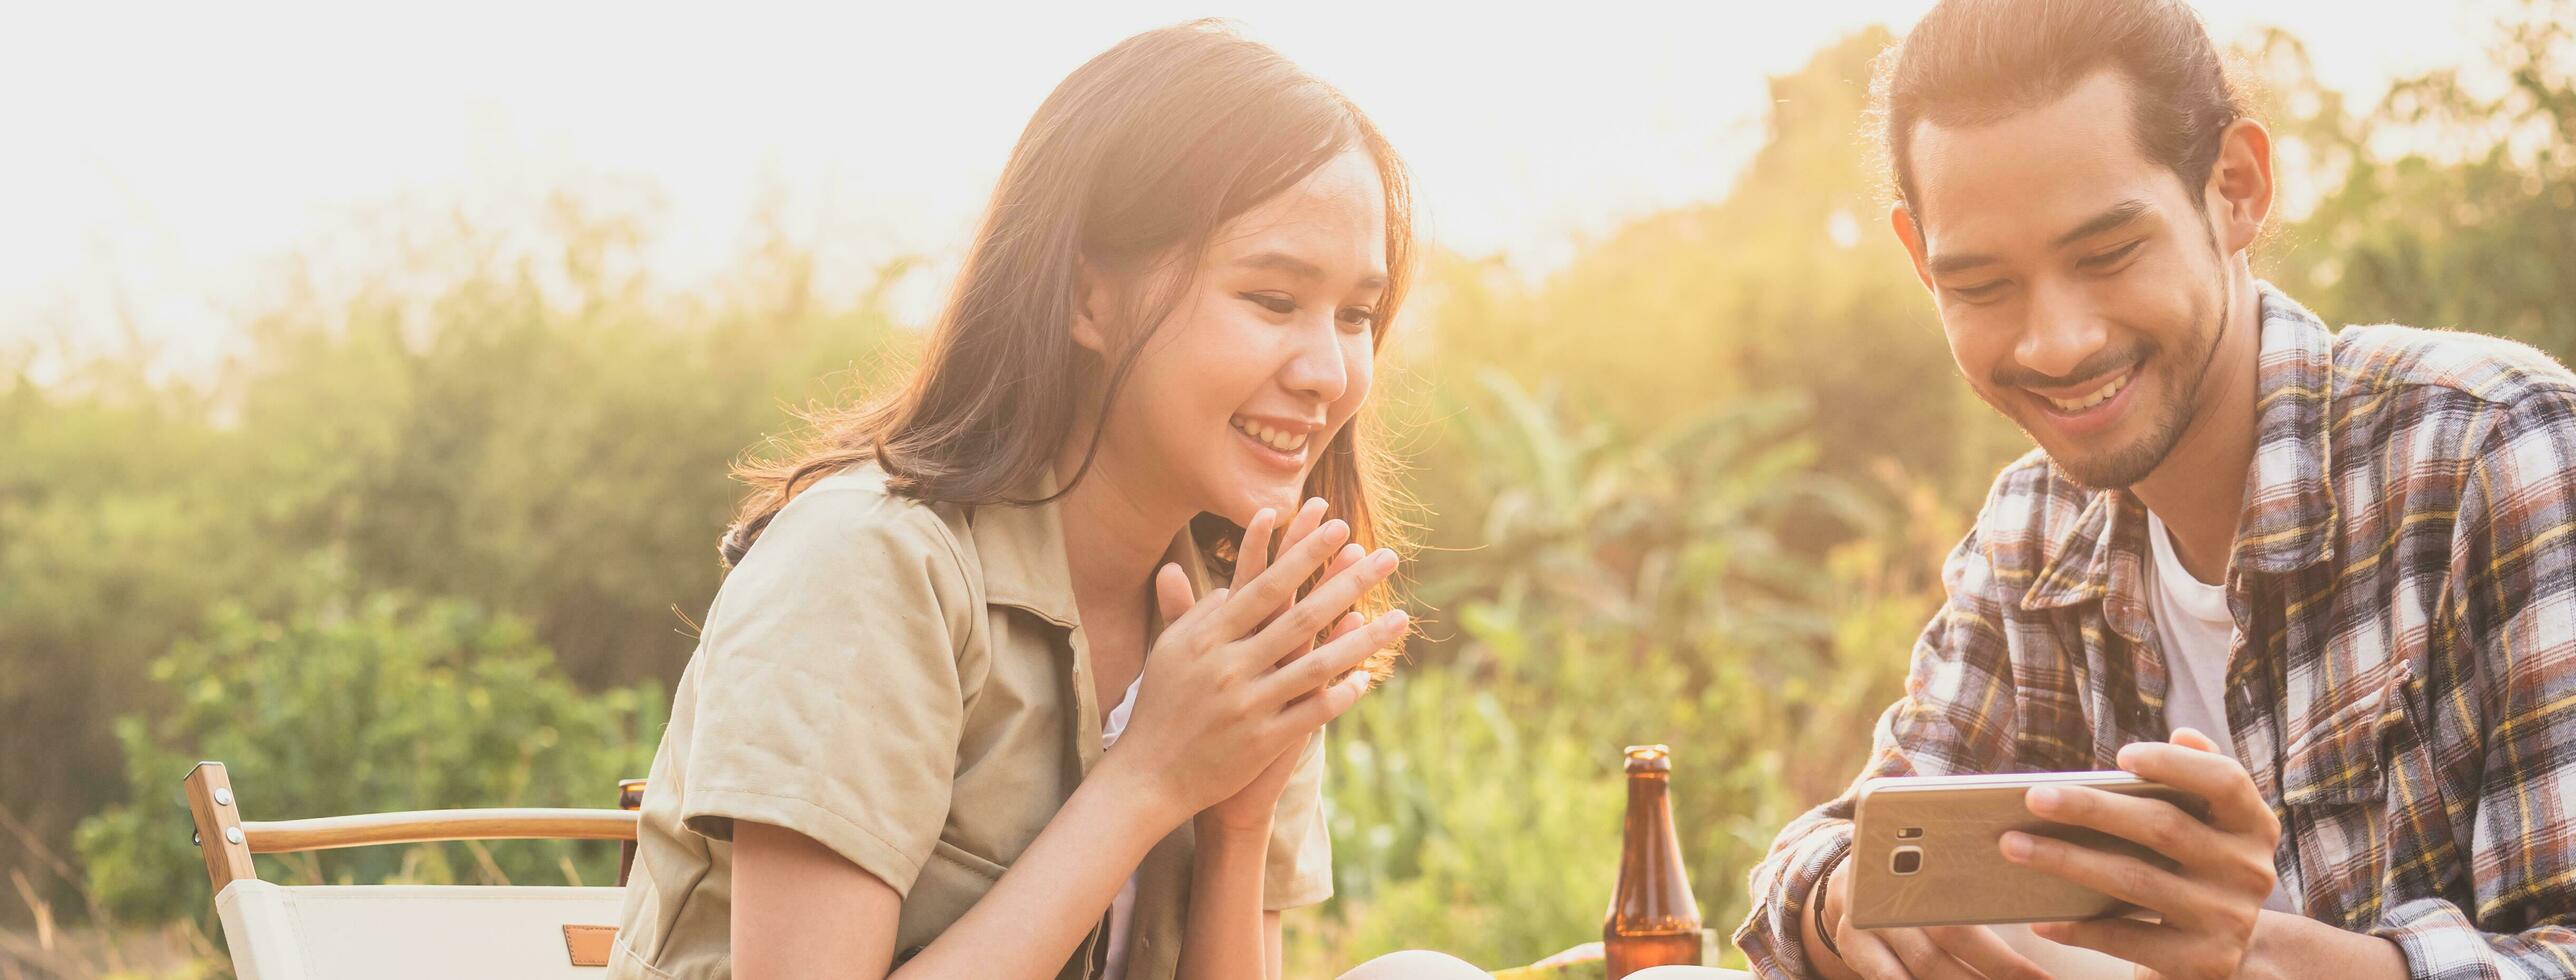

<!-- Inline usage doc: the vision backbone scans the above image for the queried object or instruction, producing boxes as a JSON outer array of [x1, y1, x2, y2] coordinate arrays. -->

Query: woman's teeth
[[1232, 417, 1309, 452], [2043, 370, 2132, 412]]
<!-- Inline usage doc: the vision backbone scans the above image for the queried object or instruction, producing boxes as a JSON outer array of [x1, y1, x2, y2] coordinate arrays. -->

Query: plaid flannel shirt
[[1737, 285, 2576, 978]]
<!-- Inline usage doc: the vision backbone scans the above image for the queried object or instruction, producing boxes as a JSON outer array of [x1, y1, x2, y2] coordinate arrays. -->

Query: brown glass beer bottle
[[1604, 744, 1703, 978]]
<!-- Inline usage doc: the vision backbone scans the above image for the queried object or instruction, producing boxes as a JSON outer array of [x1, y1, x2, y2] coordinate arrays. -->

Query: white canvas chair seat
[[183, 763, 646, 980], [216, 880, 625, 980]]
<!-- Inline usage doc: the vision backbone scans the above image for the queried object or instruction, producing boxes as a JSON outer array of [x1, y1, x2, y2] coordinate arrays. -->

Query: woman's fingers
[[1274, 498, 1327, 568], [1326, 610, 1365, 642], [1226, 507, 1280, 594], [1255, 498, 1332, 630], [1273, 609, 1369, 672], [1319, 543, 1363, 596], [1277, 662, 1375, 732], [1262, 608, 1406, 703], [1228, 498, 1325, 597], [1154, 562, 1199, 627], [1267, 545, 1367, 667], [1209, 519, 1349, 636], [1246, 546, 1395, 653]]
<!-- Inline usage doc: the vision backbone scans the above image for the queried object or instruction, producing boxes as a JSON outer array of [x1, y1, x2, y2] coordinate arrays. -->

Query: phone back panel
[[1848, 772, 2203, 929]]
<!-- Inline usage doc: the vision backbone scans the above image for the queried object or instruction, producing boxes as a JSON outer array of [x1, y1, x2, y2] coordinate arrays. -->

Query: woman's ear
[[1069, 262, 1113, 355]]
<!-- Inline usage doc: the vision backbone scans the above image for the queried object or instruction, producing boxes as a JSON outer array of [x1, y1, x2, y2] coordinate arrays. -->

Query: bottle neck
[[1625, 770, 1668, 804], [1621, 772, 1677, 862], [1611, 771, 1698, 930]]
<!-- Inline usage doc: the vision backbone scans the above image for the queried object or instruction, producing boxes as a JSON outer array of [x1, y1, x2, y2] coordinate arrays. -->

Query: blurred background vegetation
[[5, 5, 2573, 975]]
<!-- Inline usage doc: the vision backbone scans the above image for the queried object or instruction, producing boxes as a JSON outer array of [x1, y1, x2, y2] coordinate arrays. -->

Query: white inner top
[[2143, 510, 2298, 914], [1099, 674, 1144, 980]]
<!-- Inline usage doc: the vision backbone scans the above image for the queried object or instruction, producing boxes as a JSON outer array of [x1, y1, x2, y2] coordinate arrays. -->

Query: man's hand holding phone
[[2003, 728, 2281, 979], [1814, 856, 2050, 979], [1812, 728, 2281, 979]]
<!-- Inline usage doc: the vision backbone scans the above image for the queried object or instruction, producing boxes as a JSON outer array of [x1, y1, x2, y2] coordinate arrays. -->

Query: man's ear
[[2207, 117, 2274, 257], [1069, 262, 1114, 355], [1890, 202, 1935, 293]]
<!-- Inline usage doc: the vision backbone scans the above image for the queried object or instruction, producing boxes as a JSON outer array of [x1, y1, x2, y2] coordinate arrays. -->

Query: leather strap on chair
[[563, 925, 617, 967]]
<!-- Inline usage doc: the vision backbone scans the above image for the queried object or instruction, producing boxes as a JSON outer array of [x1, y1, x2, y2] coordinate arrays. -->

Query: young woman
[[609, 21, 1481, 980]]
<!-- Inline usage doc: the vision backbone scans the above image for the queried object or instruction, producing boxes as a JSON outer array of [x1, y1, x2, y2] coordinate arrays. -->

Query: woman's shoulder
[[780, 459, 965, 534], [729, 461, 979, 601]]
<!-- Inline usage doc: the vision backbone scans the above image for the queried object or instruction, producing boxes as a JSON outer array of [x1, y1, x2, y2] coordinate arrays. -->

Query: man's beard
[[2046, 357, 2198, 490], [1998, 275, 2233, 491]]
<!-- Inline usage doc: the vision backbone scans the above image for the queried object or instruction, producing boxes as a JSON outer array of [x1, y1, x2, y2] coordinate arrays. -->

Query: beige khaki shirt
[[610, 464, 1334, 979]]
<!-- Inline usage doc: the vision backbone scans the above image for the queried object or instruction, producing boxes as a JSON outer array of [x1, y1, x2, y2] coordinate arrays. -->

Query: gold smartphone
[[1847, 770, 2208, 929]]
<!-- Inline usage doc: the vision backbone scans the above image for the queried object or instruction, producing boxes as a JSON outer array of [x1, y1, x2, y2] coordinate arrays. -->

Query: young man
[[1737, 1, 2576, 977]]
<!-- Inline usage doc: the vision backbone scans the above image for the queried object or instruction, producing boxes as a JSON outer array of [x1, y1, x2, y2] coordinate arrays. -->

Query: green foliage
[[73, 583, 664, 924], [2258, 0, 2576, 351], [0, 200, 907, 921], [1419, 371, 1866, 655], [1287, 374, 1937, 972], [0, 373, 298, 926]]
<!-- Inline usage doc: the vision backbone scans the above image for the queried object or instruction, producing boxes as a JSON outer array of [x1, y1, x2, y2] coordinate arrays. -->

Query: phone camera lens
[[1891, 847, 1923, 875]]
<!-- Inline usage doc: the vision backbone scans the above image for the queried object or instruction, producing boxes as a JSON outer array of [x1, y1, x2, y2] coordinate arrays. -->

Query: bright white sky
[[0, 1, 2509, 377]]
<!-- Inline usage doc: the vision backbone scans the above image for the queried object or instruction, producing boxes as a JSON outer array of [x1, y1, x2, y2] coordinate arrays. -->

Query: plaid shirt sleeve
[[1734, 522, 2028, 978], [2373, 391, 2576, 977]]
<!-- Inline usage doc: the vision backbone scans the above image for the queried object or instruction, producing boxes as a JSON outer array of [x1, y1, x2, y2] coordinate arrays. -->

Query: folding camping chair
[[184, 761, 641, 979]]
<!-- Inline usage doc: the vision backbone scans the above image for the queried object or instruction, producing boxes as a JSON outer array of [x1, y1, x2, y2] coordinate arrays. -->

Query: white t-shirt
[[2144, 511, 2242, 758], [2143, 511, 2298, 914]]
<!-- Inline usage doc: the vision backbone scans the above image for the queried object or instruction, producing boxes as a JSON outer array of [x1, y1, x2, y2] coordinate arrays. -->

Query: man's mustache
[[1990, 341, 2154, 390]]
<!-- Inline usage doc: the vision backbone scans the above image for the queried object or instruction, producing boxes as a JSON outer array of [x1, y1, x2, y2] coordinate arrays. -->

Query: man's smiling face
[[1896, 70, 2238, 490]]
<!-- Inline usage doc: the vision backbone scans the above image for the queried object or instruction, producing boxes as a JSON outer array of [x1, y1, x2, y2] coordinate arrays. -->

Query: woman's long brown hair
[[720, 21, 1415, 665]]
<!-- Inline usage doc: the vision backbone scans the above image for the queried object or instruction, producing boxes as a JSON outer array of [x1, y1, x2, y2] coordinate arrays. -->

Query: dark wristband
[[1810, 848, 1847, 962]]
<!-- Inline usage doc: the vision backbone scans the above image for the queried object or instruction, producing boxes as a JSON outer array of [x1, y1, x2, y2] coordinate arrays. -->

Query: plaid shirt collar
[[2021, 283, 2342, 619]]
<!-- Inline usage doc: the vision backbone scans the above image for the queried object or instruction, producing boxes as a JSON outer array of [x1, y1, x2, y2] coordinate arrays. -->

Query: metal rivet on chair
[[214, 788, 234, 807], [225, 827, 244, 845]]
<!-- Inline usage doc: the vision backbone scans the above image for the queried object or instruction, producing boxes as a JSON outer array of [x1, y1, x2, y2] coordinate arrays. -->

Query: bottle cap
[[1623, 744, 1671, 773]]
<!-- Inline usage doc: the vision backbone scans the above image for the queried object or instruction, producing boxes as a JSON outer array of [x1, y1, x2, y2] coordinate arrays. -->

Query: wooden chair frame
[[183, 761, 641, 896], [615, 778, 647, 886]]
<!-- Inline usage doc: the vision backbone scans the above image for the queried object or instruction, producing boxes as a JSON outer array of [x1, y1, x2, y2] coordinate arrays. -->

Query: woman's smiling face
[[1078, 149, 1390, 526]]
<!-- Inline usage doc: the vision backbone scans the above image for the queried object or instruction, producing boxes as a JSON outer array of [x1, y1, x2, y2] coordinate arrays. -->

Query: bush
[[74, 584, 665, 925]]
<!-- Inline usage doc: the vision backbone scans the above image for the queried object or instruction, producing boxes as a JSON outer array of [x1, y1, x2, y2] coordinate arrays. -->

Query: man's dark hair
[[1877, 0, 2247, 220]]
